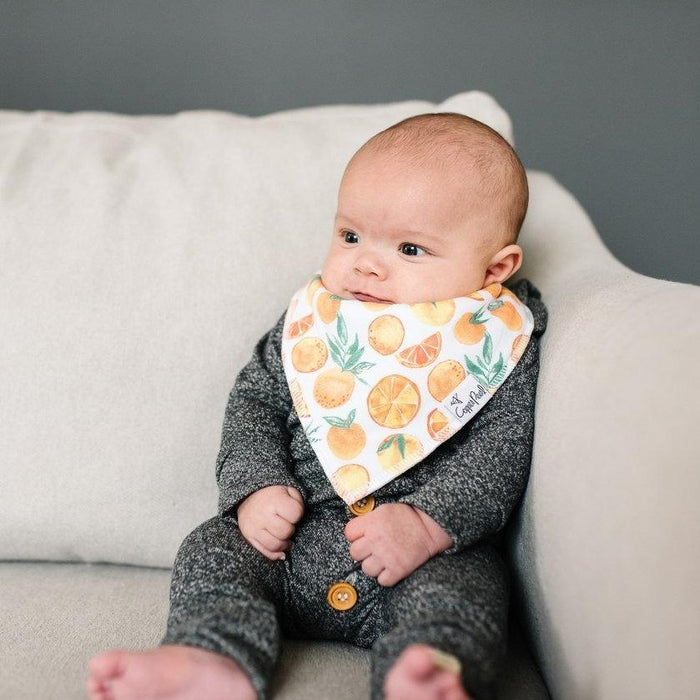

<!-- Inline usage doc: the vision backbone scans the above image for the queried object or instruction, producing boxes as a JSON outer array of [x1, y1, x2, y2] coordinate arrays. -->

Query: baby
[[88, 112, 547, 700]]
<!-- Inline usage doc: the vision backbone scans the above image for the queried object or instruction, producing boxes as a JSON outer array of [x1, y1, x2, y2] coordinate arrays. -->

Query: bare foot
[[384, 644, 472, 700], [86, 644, 257, 700]]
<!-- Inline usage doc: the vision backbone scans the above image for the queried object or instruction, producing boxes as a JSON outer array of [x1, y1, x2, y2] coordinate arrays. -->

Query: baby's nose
[[354, 251, 387, 279]]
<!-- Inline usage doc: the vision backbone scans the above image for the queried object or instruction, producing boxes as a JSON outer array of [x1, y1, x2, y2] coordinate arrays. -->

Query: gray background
[[2, 1, 698, 285]]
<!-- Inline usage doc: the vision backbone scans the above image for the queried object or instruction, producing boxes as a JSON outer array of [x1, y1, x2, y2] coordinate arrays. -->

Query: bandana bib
[[281, 274, 535, 505]]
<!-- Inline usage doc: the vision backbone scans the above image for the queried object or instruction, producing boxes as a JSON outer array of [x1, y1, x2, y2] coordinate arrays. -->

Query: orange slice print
[[286, 313, 314, 339], [368, 315, 405, 355], [427, 360, 466, 401], [306, 275, 323, 303], [396, 332, 442, 368], [291, 337, 328, 373], [454, 313, 486, 345], [376, 434, 424, 474], [427, 408, 453, 441], [490, 301, 523, 331], [468, 283, 502, 300], [367, 375, 421, 428], [409, 299, 455, 326], [330, 464, 370, 502], [317, 292, 342, 323], [511, 334, 530, 363], [324, 409, 367, 459], [499, 287, 520, 303], [313, 367, 355, 408], [289, 379, 311, 418]]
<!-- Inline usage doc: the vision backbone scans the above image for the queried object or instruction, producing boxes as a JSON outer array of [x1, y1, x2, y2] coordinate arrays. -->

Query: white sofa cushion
[[0, 91, 513, 567]]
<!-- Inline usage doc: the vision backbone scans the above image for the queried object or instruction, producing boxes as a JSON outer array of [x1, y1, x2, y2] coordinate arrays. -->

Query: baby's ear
[[486, 244, 523, 285]]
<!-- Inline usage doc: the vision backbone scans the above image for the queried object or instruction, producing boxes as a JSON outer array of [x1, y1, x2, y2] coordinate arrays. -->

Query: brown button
[[327, 582, 358, 611], [349, 496, 376, 516]]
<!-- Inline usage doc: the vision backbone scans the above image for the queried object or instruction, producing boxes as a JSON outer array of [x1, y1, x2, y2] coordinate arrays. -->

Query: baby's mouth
[[351, 291, 392, 303]]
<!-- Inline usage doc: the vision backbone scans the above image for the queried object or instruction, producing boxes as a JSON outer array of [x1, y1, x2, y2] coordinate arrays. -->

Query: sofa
[[1, 90, 698, 700]]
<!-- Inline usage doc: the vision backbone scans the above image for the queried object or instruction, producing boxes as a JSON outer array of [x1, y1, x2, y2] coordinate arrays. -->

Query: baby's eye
[[400, 243, 427, 257], [343, 231, 360, 244]]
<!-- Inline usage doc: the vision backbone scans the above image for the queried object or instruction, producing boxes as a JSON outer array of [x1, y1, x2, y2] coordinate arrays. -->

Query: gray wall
[[2, 1, 698, 285]]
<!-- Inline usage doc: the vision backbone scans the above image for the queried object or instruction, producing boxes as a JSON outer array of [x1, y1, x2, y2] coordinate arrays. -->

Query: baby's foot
[[86, 644, 257, 700], [384, 644, 472, 700]]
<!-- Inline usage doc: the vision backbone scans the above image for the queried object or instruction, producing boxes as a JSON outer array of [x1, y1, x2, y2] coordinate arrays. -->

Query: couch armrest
[[508, 171, 700, 699]]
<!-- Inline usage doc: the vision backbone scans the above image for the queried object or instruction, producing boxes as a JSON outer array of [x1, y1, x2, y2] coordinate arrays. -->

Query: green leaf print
[[323, 409, 356, 429], [346, 342, 364, 368], [304, 424, 321, 444], [397, 434, 406, 458], [483, 332, 493, 364], [464, 356, 485, 376], [337, 313, 348, 345], [325, 312, 375, 380], [327, 336, 342, 363], [490, 355, 506, 384], [378, 434, 406, 458], [464, 355, 492, 388]]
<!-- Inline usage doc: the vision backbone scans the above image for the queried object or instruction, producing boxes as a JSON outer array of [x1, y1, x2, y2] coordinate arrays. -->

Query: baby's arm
[[215, 312, 304, 521]]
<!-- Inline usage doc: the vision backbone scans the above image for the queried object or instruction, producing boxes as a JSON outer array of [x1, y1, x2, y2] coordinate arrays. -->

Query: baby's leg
[[373, 542, 509, 700], [88, 515, 286, 700]]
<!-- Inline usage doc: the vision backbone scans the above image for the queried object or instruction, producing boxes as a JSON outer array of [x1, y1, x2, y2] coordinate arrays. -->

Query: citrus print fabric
[[281, 274, 535, 505]]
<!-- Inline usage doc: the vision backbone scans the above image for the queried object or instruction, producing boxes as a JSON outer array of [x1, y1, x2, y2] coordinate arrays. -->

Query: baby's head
[[321, 112, 528, 304]]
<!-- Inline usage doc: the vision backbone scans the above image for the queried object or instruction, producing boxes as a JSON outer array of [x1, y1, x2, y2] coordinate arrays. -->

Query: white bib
[[281, 274, 535, 505]]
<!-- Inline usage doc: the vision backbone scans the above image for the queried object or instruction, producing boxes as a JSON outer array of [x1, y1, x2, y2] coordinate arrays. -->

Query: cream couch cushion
[[0, 562, 547, 700]]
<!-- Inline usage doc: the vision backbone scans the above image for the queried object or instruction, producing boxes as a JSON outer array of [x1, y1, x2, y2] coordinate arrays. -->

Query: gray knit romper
[[162, 278, 548, 700]]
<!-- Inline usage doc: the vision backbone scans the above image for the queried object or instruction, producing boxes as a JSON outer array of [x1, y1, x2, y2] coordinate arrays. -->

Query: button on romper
[[162, 278, 548, 700]]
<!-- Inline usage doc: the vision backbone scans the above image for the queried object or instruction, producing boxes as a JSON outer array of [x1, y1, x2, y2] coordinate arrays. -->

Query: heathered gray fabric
[[162, 278, 548, 700]]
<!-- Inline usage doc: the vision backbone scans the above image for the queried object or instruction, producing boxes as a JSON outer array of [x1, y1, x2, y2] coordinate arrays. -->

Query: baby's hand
[[237, 485, 305, 561], [344, 503, 453, 587]]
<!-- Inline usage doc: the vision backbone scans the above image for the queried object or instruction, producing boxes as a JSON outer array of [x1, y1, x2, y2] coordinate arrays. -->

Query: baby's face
[[321, 147, 509, 304]]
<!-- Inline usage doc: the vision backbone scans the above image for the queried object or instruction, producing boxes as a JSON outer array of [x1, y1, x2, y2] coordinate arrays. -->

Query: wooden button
[[327, 582, 358, 611], [349, 496, 376, 516]]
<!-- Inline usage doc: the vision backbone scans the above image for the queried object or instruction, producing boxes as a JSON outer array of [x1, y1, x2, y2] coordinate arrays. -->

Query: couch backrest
[[0, 91, 513, 567]]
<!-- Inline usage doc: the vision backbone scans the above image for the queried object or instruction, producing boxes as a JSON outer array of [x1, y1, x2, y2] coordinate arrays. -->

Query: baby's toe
[[89, 649, 126, 683], [85, 674, 112, 700], [399, 644, 437, 679]]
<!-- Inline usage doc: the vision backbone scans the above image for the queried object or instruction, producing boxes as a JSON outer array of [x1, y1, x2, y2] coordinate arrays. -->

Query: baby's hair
[[353, 112, 529, 248]]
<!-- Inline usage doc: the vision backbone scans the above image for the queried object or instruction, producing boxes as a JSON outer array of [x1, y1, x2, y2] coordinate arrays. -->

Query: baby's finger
[[349, 536, 372, 562], [276, 494, 304, 524], [248, 537, 284, 561], [250, 536, 286, 561], [361, 554, 384, 578], [344, 516, 365, 542], [256, 528, 287, 552], [376, 568, 397, 587], [267, 514, 295, 540]]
